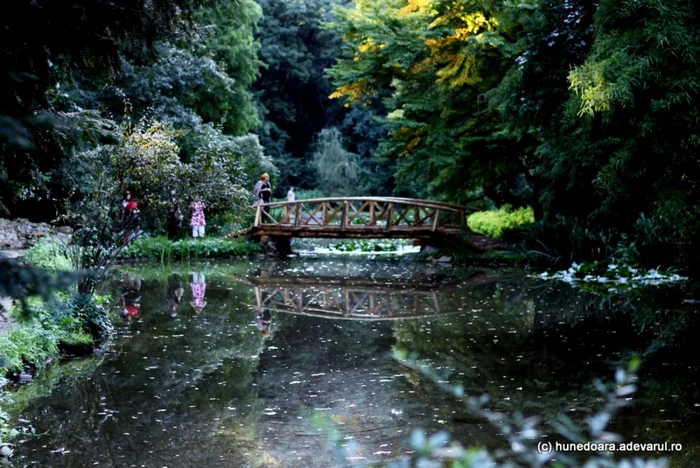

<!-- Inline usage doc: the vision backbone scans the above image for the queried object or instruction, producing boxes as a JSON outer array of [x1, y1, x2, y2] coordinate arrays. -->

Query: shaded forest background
[[1, 0, 699, 268]]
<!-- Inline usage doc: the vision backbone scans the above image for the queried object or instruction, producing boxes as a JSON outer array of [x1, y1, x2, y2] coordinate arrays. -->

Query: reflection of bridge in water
[[244, 275, 469, 321]]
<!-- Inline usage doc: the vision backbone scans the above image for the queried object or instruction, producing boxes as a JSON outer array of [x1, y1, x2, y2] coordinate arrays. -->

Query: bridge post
[[385, 203, 394, 231], [342, 201, 349, 229], [294, 203, 302, 227], [254, 205, 261, 227]]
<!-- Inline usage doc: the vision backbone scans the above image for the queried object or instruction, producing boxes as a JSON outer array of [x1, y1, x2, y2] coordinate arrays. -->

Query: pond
[[7, 257, 700, 466]]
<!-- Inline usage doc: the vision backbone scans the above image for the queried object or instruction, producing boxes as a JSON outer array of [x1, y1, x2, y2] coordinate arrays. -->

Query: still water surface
[[9, 257, 700, 466]]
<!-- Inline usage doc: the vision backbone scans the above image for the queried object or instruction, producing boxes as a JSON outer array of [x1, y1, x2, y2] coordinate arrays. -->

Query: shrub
[[467, 205, 534, 239], [0, 299, 94, 375], [24, 240, 72, 271]]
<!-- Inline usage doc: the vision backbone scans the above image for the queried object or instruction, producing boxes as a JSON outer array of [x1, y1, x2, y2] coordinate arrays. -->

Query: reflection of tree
[[392, 275, 700, 435], [11, 279, 269, 466]]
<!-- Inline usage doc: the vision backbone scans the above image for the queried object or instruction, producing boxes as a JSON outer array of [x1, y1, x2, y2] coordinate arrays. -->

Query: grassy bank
[[120, 236, 260, 261], [0, 241, 110, 450]]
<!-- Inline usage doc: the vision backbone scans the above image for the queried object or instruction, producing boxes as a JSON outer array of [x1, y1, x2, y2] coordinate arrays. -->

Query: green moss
[[467, 205, 534, 239]]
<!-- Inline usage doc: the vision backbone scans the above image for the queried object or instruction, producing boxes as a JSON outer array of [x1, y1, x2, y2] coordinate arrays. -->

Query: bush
[[120, 236, 260, 260], [0, 298, 94, 375], [24, 240, 72, 271], [467, 205, 534, 239]]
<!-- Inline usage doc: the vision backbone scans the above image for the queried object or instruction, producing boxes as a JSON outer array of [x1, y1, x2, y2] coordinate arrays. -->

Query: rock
[[437, 256, 453, 263], [0, 218, 72, 248]]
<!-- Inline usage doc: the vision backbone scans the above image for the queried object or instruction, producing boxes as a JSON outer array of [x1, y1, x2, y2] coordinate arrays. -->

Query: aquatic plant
[[389, 353, 670, 467], [120, 235, 260, 260], [538, 261, 687, 292], [328, 239, 411, 253]]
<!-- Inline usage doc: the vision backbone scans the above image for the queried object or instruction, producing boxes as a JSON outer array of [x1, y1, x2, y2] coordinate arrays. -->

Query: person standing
[[286, 186, 296, 224], [166, 191, 183, 239], [253, 173, 272, 216], [122, 195, 140, 246], [190, 197, 206, 238], [120, 191, 131, 221]]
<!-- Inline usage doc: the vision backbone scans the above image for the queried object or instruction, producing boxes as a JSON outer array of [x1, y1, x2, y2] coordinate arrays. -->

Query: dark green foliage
[[0, 0, 208, 216], [254, 0, 382, 194], [0, 259, 80, 317], [535, 0, 700, 267]]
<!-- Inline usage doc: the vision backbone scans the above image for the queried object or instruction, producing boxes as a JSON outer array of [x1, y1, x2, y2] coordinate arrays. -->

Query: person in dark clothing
[[166, 191, 182, 239]]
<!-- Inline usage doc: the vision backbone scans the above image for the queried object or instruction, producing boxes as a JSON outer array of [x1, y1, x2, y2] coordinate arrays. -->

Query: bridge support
[[258, 235, 293, 256], [417, 235, 461, 251]]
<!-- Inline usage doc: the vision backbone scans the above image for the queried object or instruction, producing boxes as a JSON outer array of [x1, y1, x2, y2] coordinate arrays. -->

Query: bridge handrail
[[247, 196, 478, 234], [249, 196, 475, 212]]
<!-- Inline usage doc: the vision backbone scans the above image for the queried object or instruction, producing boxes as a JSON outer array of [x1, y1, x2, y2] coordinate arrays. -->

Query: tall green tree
[[254, 0, 352, 192], [328, 0, 533, 205], [196, 0, 264, 135], [537, 0, 700, 265], [311, 127, 360, 196]]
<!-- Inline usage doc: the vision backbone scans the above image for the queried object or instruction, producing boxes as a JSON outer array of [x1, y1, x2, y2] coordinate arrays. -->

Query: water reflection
[[166, 273, 184, 317], [189, 271, 207, 314], [242, 269, 489, 321], [120, 272, 142, 322], [7, 259, 700, 467], [254, 306, 272, 337]]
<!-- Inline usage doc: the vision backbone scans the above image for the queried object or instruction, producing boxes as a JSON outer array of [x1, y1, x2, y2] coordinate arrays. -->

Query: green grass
[[467, 205, 534, 239], [120, 236, 260, 260]]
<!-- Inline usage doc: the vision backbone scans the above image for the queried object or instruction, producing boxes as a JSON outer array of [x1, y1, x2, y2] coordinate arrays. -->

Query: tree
[[536, 0, 700, 266], [311, 127, 360, 196], [0, 0, 208, 217], [327, 0, 532, 205], [254, 0, 353, 193]]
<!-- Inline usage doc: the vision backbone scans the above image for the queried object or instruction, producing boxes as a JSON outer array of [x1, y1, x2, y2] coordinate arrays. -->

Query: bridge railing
[[252, 197, 474, 232]]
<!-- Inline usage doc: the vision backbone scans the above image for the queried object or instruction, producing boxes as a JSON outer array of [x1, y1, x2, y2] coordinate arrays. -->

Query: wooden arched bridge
[[231, 197, 476, 246]]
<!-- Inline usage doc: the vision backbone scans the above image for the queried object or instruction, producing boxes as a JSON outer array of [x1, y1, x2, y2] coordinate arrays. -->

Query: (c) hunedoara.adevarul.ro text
[[537, 441, 683, 454]]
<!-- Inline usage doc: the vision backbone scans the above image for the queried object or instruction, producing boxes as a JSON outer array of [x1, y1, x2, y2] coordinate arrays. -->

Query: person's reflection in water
[[167, 274, 185, 317], [121, 273, 142, 322], [254, 306, 272, 337], [189, 272, 207, 314]]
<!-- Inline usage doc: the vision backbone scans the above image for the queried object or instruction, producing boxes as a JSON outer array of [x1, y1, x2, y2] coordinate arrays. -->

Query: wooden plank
[[342, 201, 349, 229], [347, 200, 370, 225], [432, 208, 440, 231], [369, 202, 376, 226], [392, 204, 411, 227], [415, 207, 436, 226], [261, 207, 278, 224], [301, 202, 323, 226]]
